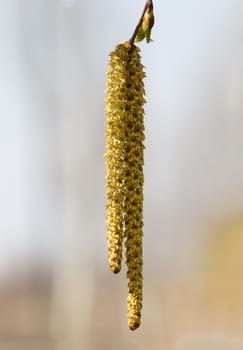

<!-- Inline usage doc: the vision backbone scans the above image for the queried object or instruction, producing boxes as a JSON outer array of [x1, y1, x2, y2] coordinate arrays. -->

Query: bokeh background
[[1, 0, 243, 349]]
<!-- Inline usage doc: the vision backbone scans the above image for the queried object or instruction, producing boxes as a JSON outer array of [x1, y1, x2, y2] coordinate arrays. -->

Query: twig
[[129, 0, 153, 46]]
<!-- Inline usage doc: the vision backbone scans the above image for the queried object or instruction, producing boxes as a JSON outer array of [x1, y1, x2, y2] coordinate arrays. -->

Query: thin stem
[[129, 0, 153, 46]]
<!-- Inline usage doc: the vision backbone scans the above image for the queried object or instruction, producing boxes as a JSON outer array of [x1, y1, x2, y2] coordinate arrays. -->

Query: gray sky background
[[1, 0, 243, 279]]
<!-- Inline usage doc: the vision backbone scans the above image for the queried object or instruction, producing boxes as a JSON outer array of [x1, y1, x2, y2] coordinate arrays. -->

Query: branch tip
[[129, 0, 154, 46]]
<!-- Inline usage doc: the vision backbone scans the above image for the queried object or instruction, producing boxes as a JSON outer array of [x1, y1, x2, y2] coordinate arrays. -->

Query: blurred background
[[1, 0, 243, 349]]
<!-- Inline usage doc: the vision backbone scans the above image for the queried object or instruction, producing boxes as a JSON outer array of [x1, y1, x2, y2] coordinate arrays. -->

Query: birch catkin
[[105, 41, 146, 330]]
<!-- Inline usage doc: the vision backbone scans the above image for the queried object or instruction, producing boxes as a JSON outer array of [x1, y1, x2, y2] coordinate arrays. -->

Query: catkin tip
[[127, 293, 142, 330], [110, 263, 121, 274]]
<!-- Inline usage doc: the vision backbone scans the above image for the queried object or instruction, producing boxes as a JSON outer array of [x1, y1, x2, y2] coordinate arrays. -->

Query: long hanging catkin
[[105, 41, 146, 330], [123, 44, 145, 330]]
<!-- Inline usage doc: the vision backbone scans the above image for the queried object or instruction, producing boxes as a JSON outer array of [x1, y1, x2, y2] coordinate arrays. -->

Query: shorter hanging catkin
[[105, 43, 129, 274], [105, 41, 146, 330]]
